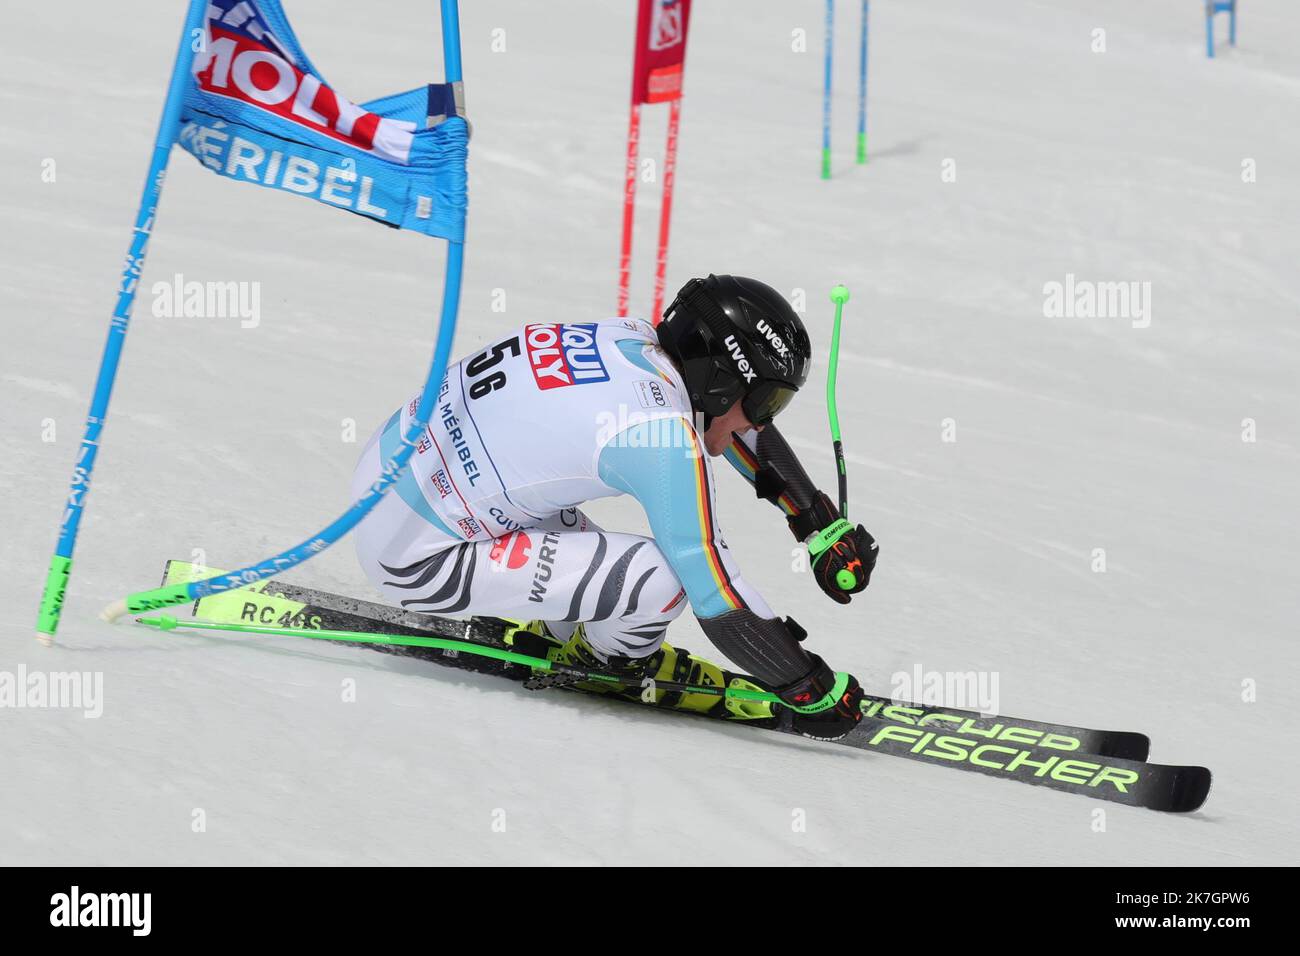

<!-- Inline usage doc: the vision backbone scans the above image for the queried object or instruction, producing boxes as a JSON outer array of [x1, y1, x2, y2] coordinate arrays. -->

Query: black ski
[[838, 714, 1209, 813], [161, 562, 1209, 812]]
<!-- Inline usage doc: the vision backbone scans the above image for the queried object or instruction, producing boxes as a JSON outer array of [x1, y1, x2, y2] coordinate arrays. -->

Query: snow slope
[[2, 0, 1298, 865]]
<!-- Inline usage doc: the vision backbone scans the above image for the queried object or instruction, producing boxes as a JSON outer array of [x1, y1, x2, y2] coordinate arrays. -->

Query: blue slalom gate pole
[[103, 0, 469, 623], [1206, 1, 1238, 59], [822, 0, 834, 179], [36, 0, 208, 642], [857, 0, 868, 164], [441, 0, 464, 81]]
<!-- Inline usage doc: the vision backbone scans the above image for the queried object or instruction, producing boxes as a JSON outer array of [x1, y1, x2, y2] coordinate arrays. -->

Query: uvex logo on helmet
[[724, 335, 757, 383], [755, 319, 791, 358]]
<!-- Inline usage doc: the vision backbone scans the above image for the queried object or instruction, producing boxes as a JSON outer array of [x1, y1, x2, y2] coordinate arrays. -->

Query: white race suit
[[352, 318, 823, 684]]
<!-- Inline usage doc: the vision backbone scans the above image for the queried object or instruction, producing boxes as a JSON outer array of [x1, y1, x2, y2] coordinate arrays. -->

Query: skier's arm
[[597, 417, 816, 687], [726, 424, 878, 604], [722, 424, 816, 517]]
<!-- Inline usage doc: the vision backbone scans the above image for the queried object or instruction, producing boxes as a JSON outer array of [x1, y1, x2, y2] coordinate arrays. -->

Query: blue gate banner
[[176, 0, 467, 240]]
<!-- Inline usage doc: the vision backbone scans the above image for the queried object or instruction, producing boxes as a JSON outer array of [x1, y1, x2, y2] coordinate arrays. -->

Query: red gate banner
[[631, 0, 693, 104]]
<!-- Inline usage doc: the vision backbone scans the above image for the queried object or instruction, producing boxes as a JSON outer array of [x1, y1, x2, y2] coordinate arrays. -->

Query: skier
[[351, 275, 878, 738]]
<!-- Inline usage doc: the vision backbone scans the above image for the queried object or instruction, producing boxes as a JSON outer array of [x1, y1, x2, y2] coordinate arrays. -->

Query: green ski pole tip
[[137, 615, 179, 630], [836, 569, 857, 590], [830, 285, 850, 304]]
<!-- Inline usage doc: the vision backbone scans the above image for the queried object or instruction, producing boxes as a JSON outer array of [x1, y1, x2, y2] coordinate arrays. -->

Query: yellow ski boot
[[499, 619, 772, 721]]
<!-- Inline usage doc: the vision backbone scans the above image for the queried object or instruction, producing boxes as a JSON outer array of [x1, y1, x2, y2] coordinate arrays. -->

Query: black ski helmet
[[657, 274, 812, 426]]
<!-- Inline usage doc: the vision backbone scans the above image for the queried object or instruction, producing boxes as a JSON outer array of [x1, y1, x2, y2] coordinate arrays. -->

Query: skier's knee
[[582, 542, 685, 659], [622, 543, 687, 627]]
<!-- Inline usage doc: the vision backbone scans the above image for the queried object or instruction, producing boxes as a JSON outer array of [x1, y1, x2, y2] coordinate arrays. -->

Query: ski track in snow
[[2, 0, 1299, 865]]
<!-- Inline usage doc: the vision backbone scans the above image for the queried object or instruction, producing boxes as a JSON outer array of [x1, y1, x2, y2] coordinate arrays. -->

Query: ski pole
[[825, 284, 857, 593], [857, 0, 869, 164], [133, 615, 782, 706], [827, 284, 850, 519], [821, 0, 834, 178]]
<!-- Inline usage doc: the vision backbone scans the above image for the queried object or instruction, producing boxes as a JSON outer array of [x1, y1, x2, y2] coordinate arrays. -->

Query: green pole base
[[821, 147, 832, 180], [36, 554, 73, 642], [856, 132, 868, 164]]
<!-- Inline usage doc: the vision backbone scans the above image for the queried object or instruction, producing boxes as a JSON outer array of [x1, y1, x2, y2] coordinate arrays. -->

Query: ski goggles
[[742, 378, 799, 426]]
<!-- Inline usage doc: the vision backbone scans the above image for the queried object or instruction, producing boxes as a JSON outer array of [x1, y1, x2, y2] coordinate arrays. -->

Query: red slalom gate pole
[[651, 97, 682, 323], [616, 103, 642, 317]]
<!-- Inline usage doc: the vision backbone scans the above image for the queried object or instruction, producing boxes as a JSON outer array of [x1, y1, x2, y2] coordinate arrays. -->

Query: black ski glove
[[788, 491, 877, 605]]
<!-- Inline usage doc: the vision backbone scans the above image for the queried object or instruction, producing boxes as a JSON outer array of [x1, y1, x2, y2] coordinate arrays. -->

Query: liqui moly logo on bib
[[649, 0, 686, 50], [524, 323, 611, 390], [195, 5, 414, 163]]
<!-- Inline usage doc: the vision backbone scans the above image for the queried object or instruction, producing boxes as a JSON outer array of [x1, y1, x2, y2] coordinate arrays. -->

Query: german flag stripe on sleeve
[[684, 425, 748, 612], [726, 435, 798, 515]]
